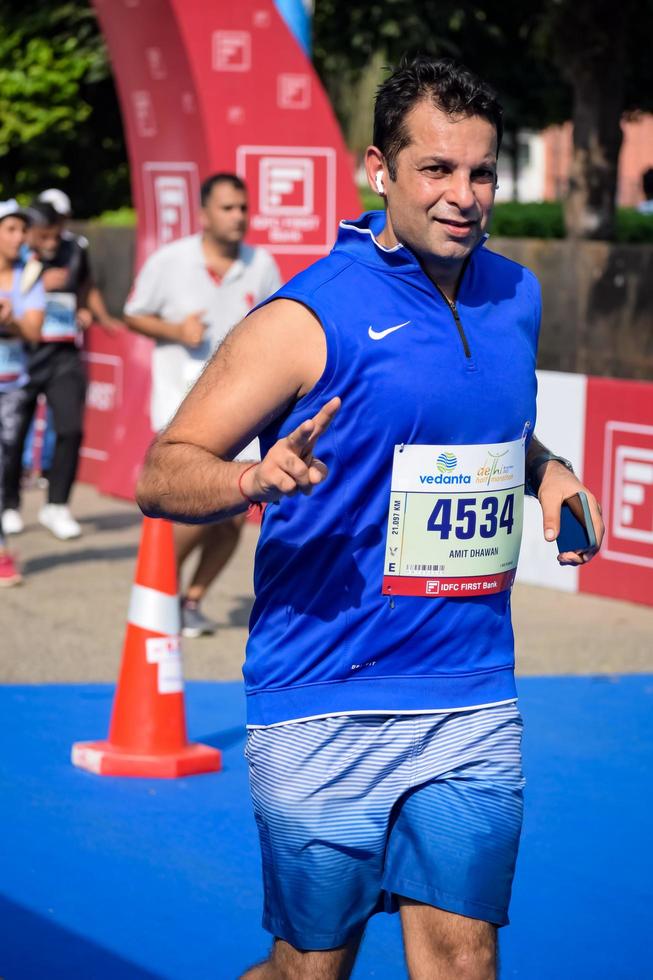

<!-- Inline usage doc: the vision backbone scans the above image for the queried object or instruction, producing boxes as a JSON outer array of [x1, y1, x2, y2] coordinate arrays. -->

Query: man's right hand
[[240, 397, 341, 503], [0, 298, 12, 324], [42, 268, 68, 290], [178, 311, 207, 347]]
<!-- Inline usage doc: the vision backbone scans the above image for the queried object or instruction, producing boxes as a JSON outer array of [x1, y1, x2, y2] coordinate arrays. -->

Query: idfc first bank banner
[[81, 0, 360, 498]]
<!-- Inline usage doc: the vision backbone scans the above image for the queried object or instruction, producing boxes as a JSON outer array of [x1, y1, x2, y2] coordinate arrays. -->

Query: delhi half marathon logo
[[420, 451, 471, 485], [477, 448, 514, 485], [437, 452, 457, 473]]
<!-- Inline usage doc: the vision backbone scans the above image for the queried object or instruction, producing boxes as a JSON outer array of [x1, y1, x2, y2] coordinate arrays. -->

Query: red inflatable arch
[[80, 0, 361, 498]]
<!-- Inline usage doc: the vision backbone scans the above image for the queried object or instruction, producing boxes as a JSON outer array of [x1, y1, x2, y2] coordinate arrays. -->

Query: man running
[[136, 59, 603, 978], [2, 201, 93, 541], [124, 172, 281, 638], [0, 201, 44, 585], [37, 188, 124, 334]]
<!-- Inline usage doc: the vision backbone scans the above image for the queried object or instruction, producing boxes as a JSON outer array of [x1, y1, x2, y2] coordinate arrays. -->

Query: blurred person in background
[[9, 189, 124, 499], [0, 201, 44, 585], [38, 188, 124, 333], [636, 168, 653, 215], [124, 172, 281, 638], [2, 201, 93, 541]]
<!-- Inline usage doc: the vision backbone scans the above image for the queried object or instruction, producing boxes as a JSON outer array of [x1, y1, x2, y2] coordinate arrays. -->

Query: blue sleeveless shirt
[[245, 211, 540, 726]]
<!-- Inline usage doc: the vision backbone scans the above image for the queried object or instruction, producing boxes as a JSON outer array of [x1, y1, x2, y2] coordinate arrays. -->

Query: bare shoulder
[[216, 298, 325, 396], [238, 296, 322, 334]]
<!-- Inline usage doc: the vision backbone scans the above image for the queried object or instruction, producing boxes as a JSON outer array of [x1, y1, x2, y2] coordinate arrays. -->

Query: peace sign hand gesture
[[239, 397, 341, 503]]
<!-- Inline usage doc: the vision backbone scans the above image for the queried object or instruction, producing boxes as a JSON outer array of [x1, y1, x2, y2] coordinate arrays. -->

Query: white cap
[[38, 188, 72, 217], [0, 199, 30, 223]]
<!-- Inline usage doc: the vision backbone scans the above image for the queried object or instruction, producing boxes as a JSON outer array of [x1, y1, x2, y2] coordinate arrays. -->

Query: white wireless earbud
[[375, 172, 385, 194]]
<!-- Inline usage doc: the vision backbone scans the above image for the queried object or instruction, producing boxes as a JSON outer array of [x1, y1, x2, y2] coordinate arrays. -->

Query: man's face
[[0, 216, 27, 262], [384, 100, 498, 270], [29, 223, 62, 261], [201, 183, 248, 245]]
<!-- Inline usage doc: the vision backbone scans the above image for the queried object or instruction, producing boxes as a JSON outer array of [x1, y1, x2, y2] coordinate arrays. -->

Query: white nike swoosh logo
[[368, 320, 411, 341]]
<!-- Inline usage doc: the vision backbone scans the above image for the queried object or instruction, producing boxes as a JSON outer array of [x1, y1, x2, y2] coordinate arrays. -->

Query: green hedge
[[615, 208, 653, 243], [492, 202, 653, 242], [490, 202, 565, 238], [359, 187, 383, 212], [356, 190, 653, 243], [93, 206, 137, 226], [92, 194, 653, 243]]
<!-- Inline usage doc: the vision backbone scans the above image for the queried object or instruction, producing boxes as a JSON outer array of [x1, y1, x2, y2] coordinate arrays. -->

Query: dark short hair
[[26, 200, 62, 227], [200, 173, 247, 206], [373, 56, 504, 180], [643, 168, 653, 200]]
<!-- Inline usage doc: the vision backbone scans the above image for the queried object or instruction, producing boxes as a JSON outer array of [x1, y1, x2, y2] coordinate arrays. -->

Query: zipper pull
[[521, 420, 531, 445]]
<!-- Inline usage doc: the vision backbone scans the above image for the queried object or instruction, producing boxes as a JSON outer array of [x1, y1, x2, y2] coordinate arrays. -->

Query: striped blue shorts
[[245, 703, 524, 951]]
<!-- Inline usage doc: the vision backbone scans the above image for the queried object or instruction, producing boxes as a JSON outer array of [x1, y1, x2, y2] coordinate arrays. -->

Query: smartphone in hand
[[557, 491, 597, 555]]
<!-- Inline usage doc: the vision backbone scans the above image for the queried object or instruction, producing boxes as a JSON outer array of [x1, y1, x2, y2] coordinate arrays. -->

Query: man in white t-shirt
[[124, 172, 281, 637]]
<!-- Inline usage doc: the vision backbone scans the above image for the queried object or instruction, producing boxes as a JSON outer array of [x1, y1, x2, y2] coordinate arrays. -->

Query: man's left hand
[[538, 461, 604, 565], [0, 298, 13, 324], [76, 308, 93, 329], [100, 316, 124, 335]]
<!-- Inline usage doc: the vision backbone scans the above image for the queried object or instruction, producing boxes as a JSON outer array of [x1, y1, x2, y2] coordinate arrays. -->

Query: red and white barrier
[[78, 325, 154, 500], [518, 371, 653, 607]]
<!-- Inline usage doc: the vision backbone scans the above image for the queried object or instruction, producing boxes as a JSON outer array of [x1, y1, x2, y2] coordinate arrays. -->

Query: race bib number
[[42, 292, 78, 342], [382, 440, 525, 598], [0, 337, 26, 383]]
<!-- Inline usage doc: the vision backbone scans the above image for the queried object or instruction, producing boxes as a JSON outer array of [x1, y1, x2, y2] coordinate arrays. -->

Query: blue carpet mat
[[1, 676, 651, 978]]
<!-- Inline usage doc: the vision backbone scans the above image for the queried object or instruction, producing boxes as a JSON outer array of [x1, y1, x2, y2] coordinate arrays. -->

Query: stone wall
[[74, 223, 653, 381], [487, 238, 653, 381], [71, 222, 136, 321]]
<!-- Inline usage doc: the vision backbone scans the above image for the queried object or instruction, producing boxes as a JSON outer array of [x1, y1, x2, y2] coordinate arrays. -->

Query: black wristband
[[525, 453, 574, 497]]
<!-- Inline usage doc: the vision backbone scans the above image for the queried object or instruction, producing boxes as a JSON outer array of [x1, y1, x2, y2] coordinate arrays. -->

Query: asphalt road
[[2, 483, 652, 684]]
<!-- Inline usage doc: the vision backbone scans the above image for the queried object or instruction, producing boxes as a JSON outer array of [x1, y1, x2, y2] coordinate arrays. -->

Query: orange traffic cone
[[72, 517, 222, 777]]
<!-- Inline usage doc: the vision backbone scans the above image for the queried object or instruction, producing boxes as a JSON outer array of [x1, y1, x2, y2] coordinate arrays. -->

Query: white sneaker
[[2, 509, 24, 535], [39, 504, 82, 540]]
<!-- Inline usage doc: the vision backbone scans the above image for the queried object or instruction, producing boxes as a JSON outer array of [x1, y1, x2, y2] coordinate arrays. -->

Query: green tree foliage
[[313, 1, 569, 154], [0, 1, 128, 216], [313, 0, 653, 239], [2, 1, 651, 234]]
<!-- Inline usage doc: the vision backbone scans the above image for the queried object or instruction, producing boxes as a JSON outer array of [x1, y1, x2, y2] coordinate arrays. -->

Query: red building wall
[[543, 115, 653, 207]]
